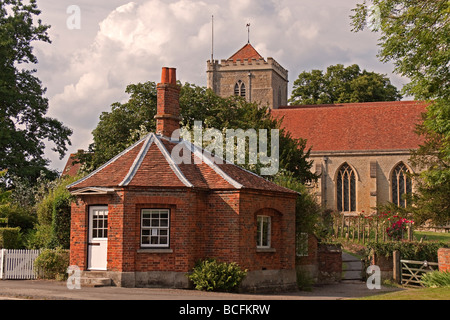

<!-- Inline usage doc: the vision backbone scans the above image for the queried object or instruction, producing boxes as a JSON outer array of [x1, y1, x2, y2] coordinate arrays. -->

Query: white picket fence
[[0, 249, 41, 280]]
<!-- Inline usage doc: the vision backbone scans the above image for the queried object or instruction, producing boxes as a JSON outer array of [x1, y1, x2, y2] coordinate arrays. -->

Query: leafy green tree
[[81, 82, 157, 171], [351, 0, 450, 225], [30, 175, 79, 249], [0, 0, 72, 183], [81, 82, 317, 183], [271, 170, 320, 236], [289, 64, 402, 105]]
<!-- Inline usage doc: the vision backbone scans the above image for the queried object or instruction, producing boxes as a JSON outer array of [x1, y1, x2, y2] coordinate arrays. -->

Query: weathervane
[[246, 23, 250, 43]]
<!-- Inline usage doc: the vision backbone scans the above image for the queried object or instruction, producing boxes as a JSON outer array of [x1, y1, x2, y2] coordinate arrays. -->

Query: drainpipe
[[248, 72, 252, 103], [323, 156, 328, 208]]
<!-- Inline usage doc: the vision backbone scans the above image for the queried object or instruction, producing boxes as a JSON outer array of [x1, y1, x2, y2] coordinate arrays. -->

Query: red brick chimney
[[155, 67, 181, 138]]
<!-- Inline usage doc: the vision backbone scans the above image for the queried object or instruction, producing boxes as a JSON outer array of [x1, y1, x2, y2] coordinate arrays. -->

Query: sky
[[31, 0, 410, 172]]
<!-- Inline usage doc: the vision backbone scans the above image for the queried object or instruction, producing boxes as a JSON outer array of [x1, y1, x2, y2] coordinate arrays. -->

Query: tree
[[82, 82, 157, 171], [0, 0, 72, 183], [289, 64, 402, 105], [81, 82, 317, 183], [351, 0, 450, 225], [30, 175, 78, 249]]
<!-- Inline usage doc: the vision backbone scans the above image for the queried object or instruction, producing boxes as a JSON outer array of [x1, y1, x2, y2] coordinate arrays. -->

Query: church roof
[[272, 101, 427, 153], [67, 133, 296, 195], [62, 153, 82, 177], [228, 43, 264, 62]]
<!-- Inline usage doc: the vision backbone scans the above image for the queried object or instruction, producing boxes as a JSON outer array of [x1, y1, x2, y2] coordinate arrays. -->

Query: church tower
[[207, 43, 288, 109]]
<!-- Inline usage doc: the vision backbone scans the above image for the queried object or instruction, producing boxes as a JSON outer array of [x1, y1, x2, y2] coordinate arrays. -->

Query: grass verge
[[354, 286, 450, 300]]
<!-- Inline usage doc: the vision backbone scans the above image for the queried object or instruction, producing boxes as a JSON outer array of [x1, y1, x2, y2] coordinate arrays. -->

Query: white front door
[[88, 206, 108, 270]]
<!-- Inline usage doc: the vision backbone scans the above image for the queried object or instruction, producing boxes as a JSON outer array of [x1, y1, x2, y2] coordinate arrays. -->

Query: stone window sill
[[137, 248, 173, 254], [256, 248, 276, 253]]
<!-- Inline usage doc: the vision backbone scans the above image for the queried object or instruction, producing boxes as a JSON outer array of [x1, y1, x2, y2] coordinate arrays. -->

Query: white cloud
[[37, 0, 409, 171]]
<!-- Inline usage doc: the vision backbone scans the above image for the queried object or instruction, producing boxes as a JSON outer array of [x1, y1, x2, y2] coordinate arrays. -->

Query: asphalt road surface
[[0, 279, 402, 300]]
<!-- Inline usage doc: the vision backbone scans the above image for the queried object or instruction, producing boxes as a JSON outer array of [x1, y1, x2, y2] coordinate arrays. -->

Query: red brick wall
[[70, 188, 297, 274], [121, 189, 200, 273], [204, 191, 240, 263], [438, 248, 450, 272], [69, 200, 87, 269], [318, 244, 342, 274], [296, 234, 318, 266], [238, 191, 297, 271], [69, 193, 121, 270]]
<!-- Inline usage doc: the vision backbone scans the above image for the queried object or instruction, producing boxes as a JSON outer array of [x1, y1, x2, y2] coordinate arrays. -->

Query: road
[[0, 279, 402, 300]]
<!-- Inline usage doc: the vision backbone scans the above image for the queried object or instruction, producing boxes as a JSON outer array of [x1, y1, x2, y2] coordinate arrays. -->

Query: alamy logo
[[67, 265, 81, 290], [366, 265, 381, 290], [170, 121, 279, 175], [367, 4, 381, 31], [66, 5, 81, 30]]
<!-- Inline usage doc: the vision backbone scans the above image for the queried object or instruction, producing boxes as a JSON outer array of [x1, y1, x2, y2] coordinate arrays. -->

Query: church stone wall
[[207, 57, 288, 109], [309, 150, 417, 214]]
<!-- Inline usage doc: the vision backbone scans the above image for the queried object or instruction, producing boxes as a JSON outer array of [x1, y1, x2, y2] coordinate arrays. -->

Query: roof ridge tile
[[67, 135, 148, 189], [119, 133, 155, 186]]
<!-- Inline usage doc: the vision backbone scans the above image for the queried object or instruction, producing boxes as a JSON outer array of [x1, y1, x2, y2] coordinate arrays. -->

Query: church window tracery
[[391, 162, 412, 208], [336, 163, 356, 212], [234, 80, 246, 97]]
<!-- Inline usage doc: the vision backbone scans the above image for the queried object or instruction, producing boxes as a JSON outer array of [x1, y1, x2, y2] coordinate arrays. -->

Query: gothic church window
[[391, 162, 412, 208], [336, 163, 356, 212], [234, 80, 246, 97]]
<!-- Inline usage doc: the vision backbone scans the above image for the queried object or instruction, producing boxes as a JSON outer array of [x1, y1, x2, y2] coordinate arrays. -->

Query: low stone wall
[[87, 269, 297, 293], [239, 269, 298, 293]]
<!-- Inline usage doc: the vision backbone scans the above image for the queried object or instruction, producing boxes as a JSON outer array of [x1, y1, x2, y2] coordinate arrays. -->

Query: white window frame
[[141, 209, 170, 248], [256, 215, 271, 248]]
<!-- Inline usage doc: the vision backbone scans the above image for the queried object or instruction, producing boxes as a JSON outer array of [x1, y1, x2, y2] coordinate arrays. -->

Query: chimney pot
[[168, 68, 176, 85], [161, 67, 170, 84]]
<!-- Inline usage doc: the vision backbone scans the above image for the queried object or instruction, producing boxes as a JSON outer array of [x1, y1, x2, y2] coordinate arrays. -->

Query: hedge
[[365, 241, 450, 262], [0, 227, 22, 249]]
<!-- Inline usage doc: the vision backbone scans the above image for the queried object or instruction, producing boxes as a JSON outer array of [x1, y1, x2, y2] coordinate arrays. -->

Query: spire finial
[[246, 23, 250, 44], [211, 15, 214, 62]]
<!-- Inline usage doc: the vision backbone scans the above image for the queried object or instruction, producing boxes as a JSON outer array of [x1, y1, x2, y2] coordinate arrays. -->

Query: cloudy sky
[[32, 0, 409, 172]]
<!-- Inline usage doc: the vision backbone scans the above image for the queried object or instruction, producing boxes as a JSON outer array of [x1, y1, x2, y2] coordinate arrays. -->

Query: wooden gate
[[0, 249, 41, 280], [400, 259, 439, 287]]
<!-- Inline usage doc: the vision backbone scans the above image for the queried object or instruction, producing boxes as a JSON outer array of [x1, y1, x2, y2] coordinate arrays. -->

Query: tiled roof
[[61, 153, 82, 177], [271, 101, 427, 152], [228, 43, 264, 62], [68, 133, 296, 194]]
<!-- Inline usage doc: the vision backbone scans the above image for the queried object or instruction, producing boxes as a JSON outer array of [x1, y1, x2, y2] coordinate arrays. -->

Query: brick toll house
[[68, 67, 298, 292]]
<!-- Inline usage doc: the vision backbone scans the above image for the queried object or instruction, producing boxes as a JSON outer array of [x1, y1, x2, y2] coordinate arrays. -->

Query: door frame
[[87, 205, 108, 271]]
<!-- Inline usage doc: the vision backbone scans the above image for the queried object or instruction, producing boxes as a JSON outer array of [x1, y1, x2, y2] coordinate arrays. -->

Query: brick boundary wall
[[317, 244, 342, 283], [438, 248, 450, 272]]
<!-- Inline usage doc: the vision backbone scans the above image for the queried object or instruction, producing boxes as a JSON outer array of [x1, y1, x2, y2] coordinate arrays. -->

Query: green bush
[[51, 191, 72, 249], [188, 259, 247, 292], [421, 271, 450, 288], [0, 227, 22, 249], [26, 224, 53, 249], [34, 248, 70, 280]]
